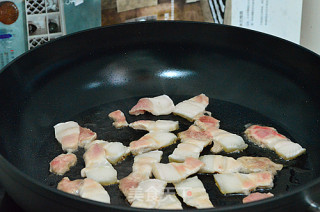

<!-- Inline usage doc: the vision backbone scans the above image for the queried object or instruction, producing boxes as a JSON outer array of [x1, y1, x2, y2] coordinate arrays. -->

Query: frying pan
[[0, 22, 320, 211]]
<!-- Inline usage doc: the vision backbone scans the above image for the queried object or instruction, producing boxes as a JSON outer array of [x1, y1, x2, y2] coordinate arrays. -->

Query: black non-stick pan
[[0, 22, 320, 212]]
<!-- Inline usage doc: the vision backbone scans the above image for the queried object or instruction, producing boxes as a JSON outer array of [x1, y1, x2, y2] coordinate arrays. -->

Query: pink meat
[[178, 125, 212, 141], [192, 94, 209, 105], [79, 127, 97, 147], [108, 110, 129, 128], [129, 98, 152, 115], [195, 115, 220, 130], [119, 172, 149, 203], [49, 153, 77, 175], [243, 192, 274, 203], [57, 177, 83, 195]]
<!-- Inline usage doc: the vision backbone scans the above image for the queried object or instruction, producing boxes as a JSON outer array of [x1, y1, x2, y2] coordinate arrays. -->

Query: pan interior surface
[[42, 95, 312, 209], [0, 22, 320, 211]]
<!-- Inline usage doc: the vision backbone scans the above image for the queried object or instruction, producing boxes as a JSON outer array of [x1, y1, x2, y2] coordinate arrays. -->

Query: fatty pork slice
[[158, 195, 183, 210], [108, 110, 129, 129], [169, 143, 203, 162], [209, 129, 248, 153], [129, 95, 175, 116], [173, 94, 209, 121], [78, 127, 97, 148], [199, 155, 283, 175], [199, 155, 242, 174], [54, 121, 80, 152], [81, 143, 117, 185], [119, 172, 150, 204], [131, 179, 167, 209], [84, 140, 130, 165], [243, 192, 274, 203], [178, 125, 213, 147], [133, 150, 163, 177], [49, 153, 77, 175], [104, 142, 130, 165], [57, 177, 83, 195], [245, 125, 306, 160], [57, 177, 110, 204], [152, 157, 204, 183], [214, 172, 274, 195], [79, 178, 111, 204], [174, 176, 213, 209], [237, 156, 283, 175], [130, 132, 177, 155], [194, 115, 220, 130], [129, 120, 179, 132], [169, 125, 213, 162]]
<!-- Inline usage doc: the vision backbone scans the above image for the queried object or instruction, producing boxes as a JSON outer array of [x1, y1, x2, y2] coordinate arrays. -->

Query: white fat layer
[[169, 143, 201, 162], [104, 142, 130, 164], [81, 166, 118, 185], [210, 129, 248, 153], [148, 95, 175, 115], [174, 101, 207, 121], [131, 179, 167, 208], [274, 141, 306, 160], [133, 151, 163, 177], [130, 120, 179, 132], [174, 176, 213, 209], [54, 121, 80, 141], [79, 179, 110, 204], [199, 155, 242, 174], [214, 172, 274, 195], [157, 195, 183, 209]]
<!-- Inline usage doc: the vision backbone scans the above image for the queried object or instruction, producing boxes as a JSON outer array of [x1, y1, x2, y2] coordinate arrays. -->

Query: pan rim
[[0, 21, 320, 210]]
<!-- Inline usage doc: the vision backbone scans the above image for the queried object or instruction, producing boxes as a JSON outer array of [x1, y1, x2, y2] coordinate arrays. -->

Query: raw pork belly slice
[[169, 142, 203, 162], [129, 95, 175, 116], [237, 156, 283, 175], [54, 121, 80, 152], [119, 151, 163, 204], [199, 155, 242, 174], [129, 132, 177, 155], [129, 120, 179, 132], [78, 127, 97, 148], [133, 150, 163, 177], [243, 192, 274, 203], [158, 195, 183, 210], [57, 177, 83, 195], [81, 143, 117, 185], [195, 115, 220, 130], [104, 142, 130, 165], [173, 94, 209, 121], [108, 110, 129, 129], [84, 140, 130, 165], [245, 125, 306, 160], [199, 155, 283, 175], [169, 125, 212, 162], [174, 176, 213, 209], [178, 125, 212, 145], [49, 153, 77, 175], [214, 172, 274, 195], [79, 178, 111, 204], [131, 179, 167, 208], [152, 157, 204, 183], [119, 172, 150, 204], [209, 129, 248, 153], [57, 177, 110, 204]]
